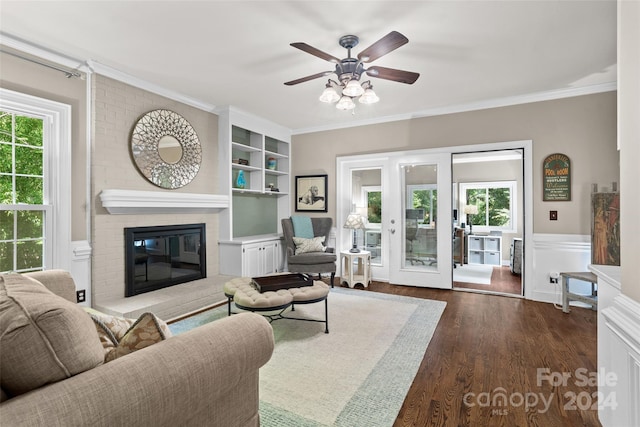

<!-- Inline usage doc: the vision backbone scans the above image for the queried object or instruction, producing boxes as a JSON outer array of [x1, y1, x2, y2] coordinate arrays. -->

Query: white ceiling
[[0, 1, 617, 134]]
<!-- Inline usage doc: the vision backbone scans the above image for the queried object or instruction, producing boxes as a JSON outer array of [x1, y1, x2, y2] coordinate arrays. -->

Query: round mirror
[[158, 135, 183, 164], [130, 110, 202, 189]]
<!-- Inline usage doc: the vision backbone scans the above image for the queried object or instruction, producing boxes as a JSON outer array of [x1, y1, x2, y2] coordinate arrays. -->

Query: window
[[0, 89, 71, 273], [406, 184, 437, 226], [459, 181, 517, 232], [362, 186, 381, 223]]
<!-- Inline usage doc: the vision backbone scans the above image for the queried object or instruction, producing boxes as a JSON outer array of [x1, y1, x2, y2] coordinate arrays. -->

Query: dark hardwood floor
[[338, 280, 600, 427], [454, 266, 522, 295]]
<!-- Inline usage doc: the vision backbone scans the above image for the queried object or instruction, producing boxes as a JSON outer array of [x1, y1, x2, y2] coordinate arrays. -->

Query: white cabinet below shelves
[[219, 235, 284, 277], [467, 235, 502, 266]]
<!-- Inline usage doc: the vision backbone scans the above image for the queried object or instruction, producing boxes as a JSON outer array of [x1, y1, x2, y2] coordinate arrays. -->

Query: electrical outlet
[[76, 290, 86, 303], [549, 277, 558, 284]]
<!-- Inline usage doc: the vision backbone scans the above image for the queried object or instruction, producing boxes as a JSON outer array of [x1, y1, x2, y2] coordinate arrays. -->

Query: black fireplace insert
[[124, 223, 206, 297]]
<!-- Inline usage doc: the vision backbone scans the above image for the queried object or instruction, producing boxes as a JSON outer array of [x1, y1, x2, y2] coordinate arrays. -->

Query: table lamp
[[344, 213, 366, 253], [464, 204, 478, 234]]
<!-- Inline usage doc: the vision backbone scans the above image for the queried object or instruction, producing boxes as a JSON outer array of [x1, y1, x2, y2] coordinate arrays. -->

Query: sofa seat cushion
[[288, 251, 337, 265], [0, 273, 104, 397]]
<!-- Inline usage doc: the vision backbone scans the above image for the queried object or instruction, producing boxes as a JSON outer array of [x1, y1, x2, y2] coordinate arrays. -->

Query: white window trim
[[0, 88, 72, 271], [459, 180, 517, 233]]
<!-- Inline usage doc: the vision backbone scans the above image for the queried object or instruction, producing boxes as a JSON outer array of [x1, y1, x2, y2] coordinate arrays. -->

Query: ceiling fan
[[285, 31, 420, 87], [285, 31, 420, 110]]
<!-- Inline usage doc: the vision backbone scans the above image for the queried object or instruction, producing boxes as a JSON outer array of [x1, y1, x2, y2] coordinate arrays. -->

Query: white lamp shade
[[336, 95, 356, 110], [463, 205, 478, 215], [344, 213, 366, 229], [359, 88, 379, 104], [319, 86, 340, 103], [342, 79, 365, 97]]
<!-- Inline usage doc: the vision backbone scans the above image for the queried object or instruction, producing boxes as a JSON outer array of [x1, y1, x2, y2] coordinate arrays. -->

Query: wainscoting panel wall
[[529, 233, 591, 304], [592, 265, 640, 427]]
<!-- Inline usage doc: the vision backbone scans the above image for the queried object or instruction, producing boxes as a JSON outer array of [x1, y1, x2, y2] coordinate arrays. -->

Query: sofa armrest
[[24, 270, 76, 303], [0, 312, 274, 427]]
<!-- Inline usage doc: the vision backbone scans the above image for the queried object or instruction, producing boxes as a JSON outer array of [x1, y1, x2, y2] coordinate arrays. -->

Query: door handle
[[390, 228, 395, 234]]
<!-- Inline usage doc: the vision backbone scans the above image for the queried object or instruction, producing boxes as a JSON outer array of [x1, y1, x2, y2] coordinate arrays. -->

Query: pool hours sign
[[543, 153, 571, 201]]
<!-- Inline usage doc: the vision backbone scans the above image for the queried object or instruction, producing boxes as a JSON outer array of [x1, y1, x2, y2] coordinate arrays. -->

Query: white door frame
[[336, 139, 532, 295]]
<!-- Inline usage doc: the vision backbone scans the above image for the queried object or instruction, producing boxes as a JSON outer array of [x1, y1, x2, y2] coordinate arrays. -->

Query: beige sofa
[[0, 270, 274, 427]]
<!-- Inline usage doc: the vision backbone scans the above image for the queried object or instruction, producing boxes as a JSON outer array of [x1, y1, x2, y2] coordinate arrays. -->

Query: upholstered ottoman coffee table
[[223, 275, 330, 333]]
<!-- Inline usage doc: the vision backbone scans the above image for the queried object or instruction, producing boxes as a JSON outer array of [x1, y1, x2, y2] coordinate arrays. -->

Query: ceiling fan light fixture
[[359, 88, 379, 104], [319, 84, 340, 103], [342, 79, 365, 97], [336, 95, 356, 110]]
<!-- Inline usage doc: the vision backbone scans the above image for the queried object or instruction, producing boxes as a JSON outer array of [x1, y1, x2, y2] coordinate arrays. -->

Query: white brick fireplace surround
[[93, 190, 231, 320]]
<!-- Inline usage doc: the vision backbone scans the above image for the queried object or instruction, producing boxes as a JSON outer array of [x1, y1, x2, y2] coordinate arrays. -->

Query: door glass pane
[[352, 168, 382, 265], [404, 164, 438, 270]]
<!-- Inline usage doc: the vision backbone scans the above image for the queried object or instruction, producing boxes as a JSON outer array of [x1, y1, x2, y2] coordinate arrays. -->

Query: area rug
[[169, 287, 446, 427], [452, 263, 494, 285]]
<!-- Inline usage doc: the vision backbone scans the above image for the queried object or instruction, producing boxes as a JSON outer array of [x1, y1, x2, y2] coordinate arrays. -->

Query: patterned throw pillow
[[84, 308, 135, 354], [104, 312, 172, 362], [85, 310, 171, 362], [293, 236, 326, 255]]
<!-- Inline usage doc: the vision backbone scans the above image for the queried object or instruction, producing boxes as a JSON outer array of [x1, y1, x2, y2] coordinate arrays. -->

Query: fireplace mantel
[[100, 189, 229, 214]]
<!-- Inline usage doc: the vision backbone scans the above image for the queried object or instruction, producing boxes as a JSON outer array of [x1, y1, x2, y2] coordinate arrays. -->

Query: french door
[[388, 152, 452, 288], [337, 151, 452, 288]]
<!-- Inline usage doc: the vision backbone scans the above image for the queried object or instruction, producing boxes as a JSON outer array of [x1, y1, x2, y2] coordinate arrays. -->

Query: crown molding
[[0, 32, 90, 74], [291, 82, 617, 135], [87, 60, 217, 113]]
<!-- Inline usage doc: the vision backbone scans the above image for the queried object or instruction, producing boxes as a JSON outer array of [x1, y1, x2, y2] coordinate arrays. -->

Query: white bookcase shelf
[[218, 107, 291, 275]]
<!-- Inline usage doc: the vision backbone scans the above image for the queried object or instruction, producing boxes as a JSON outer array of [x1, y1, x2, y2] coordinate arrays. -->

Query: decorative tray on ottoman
[[251, 273, 313, 293]]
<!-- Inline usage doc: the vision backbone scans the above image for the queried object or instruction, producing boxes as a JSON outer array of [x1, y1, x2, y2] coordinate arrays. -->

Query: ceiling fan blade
[[365, 66, 420, 84], [357, 31, 409, 63], [290, 42, 341, 64], [284, 71, 333, 86]]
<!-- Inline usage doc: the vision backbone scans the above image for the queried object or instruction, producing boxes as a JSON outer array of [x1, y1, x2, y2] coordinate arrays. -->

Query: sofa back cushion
[[0, 273, 104, 397]]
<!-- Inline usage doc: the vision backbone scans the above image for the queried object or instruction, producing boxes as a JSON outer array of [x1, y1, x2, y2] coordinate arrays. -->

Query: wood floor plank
[[340, 281, 601, 427]]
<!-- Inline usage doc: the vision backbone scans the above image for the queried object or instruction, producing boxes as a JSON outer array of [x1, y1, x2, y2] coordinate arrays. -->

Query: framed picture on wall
[[295, 174, 328, 212]]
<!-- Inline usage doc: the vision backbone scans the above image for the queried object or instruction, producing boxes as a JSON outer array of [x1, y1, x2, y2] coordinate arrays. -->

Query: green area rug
[[169, 287, 446, 427]]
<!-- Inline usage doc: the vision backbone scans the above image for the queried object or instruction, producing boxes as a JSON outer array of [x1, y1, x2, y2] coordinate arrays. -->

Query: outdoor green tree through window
[[0, 110, 46, 272]]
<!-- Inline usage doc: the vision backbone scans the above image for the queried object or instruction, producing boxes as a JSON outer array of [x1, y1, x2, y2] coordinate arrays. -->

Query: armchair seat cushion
[[288, 252, 337, 265]]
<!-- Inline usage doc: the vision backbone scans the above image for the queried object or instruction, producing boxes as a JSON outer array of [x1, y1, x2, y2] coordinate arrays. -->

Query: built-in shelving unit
[[467, 235, 502, 266], [218, 107, 291, 275]]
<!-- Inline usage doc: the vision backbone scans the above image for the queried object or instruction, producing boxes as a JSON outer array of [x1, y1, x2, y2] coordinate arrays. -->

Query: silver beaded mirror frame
[[131, 109, 202, 189]]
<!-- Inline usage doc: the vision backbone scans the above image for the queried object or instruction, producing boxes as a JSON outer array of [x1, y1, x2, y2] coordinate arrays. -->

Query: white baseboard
[[528, 233, 591, 304]]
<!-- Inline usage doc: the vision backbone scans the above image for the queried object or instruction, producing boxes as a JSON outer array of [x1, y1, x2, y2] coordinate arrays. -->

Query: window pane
[[15, 176, 43, 204], [489, 188, 511, 226], [15, 115, 43, 147], [17, 210, 44, 239], [0, 242, 14, 272], [0, 144, 11, 173], [0, 111, 12, 143], [15, 145, 43, 176], [367, 191, 381, 223], [0, 210, 14, 240], [0, 175, 12, 204], [16, 240, 43, 270]]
